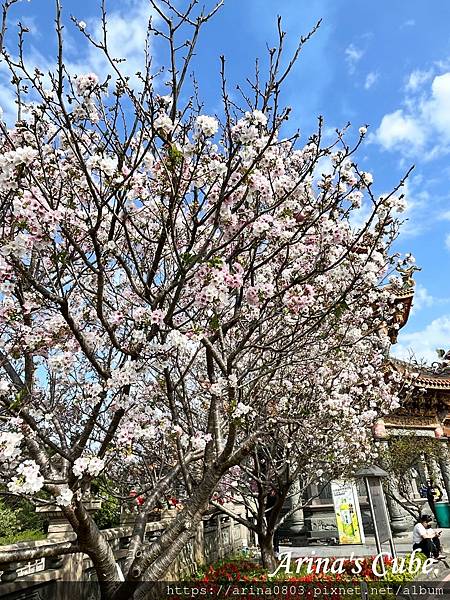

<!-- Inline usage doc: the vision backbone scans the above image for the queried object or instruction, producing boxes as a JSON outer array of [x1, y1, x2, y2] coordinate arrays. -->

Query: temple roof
[[383, 269, 450, 429], [386, 265, 417, 343], [389, 290, 414, 343], [391, 358, 450, 391], [386, 267, 450, 392]]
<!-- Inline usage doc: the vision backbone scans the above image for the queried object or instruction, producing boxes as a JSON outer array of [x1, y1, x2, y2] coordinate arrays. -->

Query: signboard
[[331, 480, 365, 545], [366, 477, 391, 544]]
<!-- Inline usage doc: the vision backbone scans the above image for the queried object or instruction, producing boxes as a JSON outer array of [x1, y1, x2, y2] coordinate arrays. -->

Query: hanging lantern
[[435, 425, 444, 439], [373, 419, 387, 439]]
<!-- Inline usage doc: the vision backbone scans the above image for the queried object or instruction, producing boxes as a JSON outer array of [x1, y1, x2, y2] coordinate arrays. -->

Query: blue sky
[[3, 0, 450, 364]]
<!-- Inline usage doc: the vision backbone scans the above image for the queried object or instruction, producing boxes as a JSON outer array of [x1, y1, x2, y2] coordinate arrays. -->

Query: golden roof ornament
[[396, 262, 421, 290], [432, 350, 450, 376], [386, 258, 420, 343]]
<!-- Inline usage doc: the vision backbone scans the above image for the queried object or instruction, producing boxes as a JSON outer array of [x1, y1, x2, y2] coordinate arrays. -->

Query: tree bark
[[258, 532, 277, 573], [138, 467, 224, 578], [75, 503, 121, 599], [110, 464, 225, 600]]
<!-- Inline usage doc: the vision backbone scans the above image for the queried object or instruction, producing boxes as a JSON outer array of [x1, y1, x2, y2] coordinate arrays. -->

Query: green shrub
[[94, 493, 121, 529], [0, 500, 20, 538], [0, 497, 46, 546], [0, 529, 45, 546]]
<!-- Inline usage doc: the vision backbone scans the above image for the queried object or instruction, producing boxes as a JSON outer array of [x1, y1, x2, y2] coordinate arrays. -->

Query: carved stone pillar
[[416, 456, 428, 484], [36, 499, 102, 540], [379, 441, 411, 534], [36, 500, 102, 588], [438, 442, 450, 501], [384, 476, 411, 534], [282, 479, 305, 536], [36, 505, 73, 540], [428, 456, 444, 487], [409, 471, 419, 498]]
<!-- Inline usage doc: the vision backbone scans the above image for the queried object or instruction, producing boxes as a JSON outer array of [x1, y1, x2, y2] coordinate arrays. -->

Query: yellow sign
[[331, 480, 365, 545]]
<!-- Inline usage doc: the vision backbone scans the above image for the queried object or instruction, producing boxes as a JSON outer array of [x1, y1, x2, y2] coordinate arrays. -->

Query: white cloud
[[411, 283, 434, 314], [374, 109, 426, 151], [67, 1, 155, 84], [378, 176, 441, 239], [322, 126, 339, 143], [315, 155, 334, 178], [379, 175, 450, 241], [401, 19, 415, 28], [348, 201, 372, 231], [364, 71, 379, 90], [0, 77, 18, 124], [0, 0, 156, 124], [373, 71, 450, 158], [445, 233, 450, 251], [422, 73, 450, 141], [21, 16, 40, 38], [405, 69, 432, 92], [351, 176, 428, 239], [392, 315, 450, 364], [345, 43, 364, 74]]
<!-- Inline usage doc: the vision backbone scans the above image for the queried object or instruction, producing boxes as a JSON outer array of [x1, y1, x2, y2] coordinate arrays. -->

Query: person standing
[[426, 479, 443, 518]]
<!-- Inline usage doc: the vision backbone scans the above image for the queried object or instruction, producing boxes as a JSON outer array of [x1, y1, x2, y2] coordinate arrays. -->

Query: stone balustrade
[[0, 506, 249, 600]]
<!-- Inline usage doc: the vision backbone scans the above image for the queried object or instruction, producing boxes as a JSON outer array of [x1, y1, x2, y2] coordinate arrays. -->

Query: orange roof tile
[[391, 358, 450, 391]]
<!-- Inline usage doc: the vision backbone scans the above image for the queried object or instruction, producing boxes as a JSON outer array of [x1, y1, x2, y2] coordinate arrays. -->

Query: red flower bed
[[196, 555, 394, 584], [178, 554, 406, 599], [198, 559, 267, 583]]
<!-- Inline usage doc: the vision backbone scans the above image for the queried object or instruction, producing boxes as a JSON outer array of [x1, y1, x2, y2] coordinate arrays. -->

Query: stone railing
[[0, 504, 250, 600]]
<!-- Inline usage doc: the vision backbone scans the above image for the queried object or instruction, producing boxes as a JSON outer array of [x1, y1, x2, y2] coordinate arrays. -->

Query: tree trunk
[[110, 464, 226, 600], [75, 503, 121, 600], [258, 532, 277, 573]]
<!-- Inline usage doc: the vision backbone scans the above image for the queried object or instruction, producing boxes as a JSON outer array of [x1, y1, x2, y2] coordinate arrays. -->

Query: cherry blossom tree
[[211, 349, 409, 571], [0, 0, 410, 596]]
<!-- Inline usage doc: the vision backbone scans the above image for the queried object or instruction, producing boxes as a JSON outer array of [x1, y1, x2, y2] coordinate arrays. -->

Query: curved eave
[[390, 358, 450, 392], [388, 290, 414, 343], [412, 379, 450, 391]]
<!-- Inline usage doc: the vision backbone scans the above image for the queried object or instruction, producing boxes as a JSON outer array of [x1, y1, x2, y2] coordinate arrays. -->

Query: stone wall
[[0, 508, 249, 600]]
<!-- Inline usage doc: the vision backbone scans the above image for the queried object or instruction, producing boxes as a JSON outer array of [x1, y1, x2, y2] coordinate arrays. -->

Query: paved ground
[[281, 529, 450, 556], [279, 529, 450, 583]]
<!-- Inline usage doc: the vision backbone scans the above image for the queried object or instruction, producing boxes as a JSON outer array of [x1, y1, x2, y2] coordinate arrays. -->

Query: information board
[[331, 480, 365, 545]]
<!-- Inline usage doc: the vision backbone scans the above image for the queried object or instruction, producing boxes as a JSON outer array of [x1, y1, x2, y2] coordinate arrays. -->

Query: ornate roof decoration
[[396, 263, 421, 291], [391, 358, 450, 391], [387, 263, 420, 343], [384, 264, 450, 425], [389, 293, 413, 343], [432, 350, 450, 376]]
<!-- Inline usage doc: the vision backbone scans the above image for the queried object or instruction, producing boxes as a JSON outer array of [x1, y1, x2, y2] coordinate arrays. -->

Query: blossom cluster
[[7, 460, 44, 495], [73, 456, 105, 478], [0, 62, 406, 515]]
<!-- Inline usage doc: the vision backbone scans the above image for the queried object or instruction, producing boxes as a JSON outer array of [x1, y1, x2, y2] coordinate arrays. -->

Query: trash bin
[[434, 502, 450, 528]]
